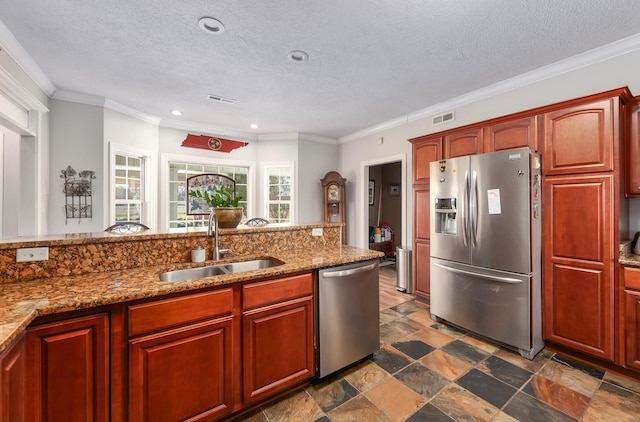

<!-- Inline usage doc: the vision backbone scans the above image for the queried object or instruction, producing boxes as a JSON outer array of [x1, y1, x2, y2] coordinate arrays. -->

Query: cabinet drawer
[[243, 273, 313, 310], [128, 288, 234, 337], [624, 267, 640, 290]]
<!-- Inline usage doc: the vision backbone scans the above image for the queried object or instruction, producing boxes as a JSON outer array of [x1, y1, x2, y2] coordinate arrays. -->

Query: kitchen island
[[0, 223, 382, 421]]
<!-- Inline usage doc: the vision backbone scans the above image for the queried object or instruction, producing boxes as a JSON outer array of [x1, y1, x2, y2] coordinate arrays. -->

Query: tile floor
[[236, 272, 640, 421]]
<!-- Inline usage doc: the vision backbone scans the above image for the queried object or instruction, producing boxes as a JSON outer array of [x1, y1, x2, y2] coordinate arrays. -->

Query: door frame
[[358, 154, 407, 249]]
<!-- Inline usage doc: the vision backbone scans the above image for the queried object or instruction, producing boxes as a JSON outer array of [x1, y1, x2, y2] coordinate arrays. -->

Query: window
[[168, 162, 249, 229], [265, 164, 293, 224], [114, 153, 145, 223]]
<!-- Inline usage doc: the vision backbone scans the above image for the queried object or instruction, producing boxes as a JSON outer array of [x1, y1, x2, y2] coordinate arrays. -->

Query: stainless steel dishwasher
[[316, 260, 380, 378]]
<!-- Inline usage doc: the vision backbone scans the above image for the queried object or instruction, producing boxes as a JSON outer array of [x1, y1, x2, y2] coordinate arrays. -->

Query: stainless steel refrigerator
[[429, 147, 543, 359]]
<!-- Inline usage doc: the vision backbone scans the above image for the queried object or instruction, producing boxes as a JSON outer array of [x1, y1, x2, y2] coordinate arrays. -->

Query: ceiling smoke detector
[[198, 17, 225, 34], [208, 94, 236, 104]]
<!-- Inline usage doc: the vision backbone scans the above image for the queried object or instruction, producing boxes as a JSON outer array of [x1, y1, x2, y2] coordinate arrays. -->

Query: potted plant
[[189, 184, 244, 228]]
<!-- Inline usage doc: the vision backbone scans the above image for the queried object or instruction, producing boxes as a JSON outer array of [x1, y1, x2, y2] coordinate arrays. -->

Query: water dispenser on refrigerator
[[434, 197, 457, 235]]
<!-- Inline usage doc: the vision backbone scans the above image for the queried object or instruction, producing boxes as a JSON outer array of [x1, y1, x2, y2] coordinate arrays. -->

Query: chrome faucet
[[207, 212, 230, 260]]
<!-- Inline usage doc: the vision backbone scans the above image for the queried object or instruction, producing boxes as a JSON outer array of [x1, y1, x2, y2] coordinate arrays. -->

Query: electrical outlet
[[16, 247, 49, 262], [312, 228, 323, 236]]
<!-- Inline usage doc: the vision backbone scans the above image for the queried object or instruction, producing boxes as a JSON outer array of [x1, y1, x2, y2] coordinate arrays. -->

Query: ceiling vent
[[432, 111, 454, 125], [207, 94, 236, 104]]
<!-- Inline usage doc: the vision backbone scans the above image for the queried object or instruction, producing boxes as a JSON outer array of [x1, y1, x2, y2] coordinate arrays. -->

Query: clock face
[[328, 185, 340, 201]]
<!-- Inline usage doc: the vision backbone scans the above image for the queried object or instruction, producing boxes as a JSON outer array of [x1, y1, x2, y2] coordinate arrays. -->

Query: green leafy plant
[[189, 185, 243, 208]]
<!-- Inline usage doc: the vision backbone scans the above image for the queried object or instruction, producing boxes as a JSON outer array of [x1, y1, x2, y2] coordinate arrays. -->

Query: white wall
[[297, 139, 338, 224], [104, 108, 159, 226], [338, 48, 640, 245], [49, 99, 104, 234], [1, 126, 19, 235]]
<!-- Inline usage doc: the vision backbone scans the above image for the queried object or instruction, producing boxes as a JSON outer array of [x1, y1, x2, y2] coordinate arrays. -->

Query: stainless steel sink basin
[[159, 258, 284, 282], [224, 258, 283, 273]]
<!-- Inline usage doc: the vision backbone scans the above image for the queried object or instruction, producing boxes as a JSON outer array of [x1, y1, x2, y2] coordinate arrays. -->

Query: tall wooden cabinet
[[410, 136, 442, 300], [541, 94, 625, 363]]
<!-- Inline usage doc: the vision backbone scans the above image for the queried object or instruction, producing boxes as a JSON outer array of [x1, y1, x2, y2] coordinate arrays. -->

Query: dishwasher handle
[[322, 262, 378, 278]]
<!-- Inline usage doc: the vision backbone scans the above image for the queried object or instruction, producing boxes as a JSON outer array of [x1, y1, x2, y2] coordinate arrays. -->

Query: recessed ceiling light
[[288, 50, 309, 62], [198, 17, 225, 34], [171, 110, 183, 116], [250, 123, 259, 129]]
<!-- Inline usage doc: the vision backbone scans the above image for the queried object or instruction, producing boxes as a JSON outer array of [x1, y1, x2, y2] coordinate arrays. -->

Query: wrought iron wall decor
[[60, 165, 96, 223]]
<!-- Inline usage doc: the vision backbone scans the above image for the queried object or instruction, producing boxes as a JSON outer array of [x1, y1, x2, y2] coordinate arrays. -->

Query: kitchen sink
[[159, 258, 284, 282]]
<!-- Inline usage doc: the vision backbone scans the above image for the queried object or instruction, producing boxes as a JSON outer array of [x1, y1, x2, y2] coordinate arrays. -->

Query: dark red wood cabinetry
[[26, 313, 110, 422], [628, 102, 640, 196], [444, 127, 483, 158], [622, 267, 640, 371], [409, 88, 635, 376], [542, 174, 615, 361], [242, 273, 314, 403], [543, 98, 615, 175], [0, 333, 26, 422], [127, 289, 236, 421], [484, 115, 539, 152], [409, 136, 441, 301]]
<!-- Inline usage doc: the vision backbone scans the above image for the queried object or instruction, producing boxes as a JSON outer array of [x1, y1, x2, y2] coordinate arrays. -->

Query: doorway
[[359, 153, 407, 268]]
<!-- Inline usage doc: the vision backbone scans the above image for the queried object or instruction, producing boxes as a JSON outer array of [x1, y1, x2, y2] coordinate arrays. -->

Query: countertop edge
[[0, 245, 383, 354]]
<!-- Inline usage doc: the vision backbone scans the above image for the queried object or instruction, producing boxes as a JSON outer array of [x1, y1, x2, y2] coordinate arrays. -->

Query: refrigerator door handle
[[471, 170, 478, 247], [433, 262, 523, 284], [462, 171, 469, 246]]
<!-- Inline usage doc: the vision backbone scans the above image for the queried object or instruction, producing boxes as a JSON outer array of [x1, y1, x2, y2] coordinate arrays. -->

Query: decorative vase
[[213, 207, 243, 228]]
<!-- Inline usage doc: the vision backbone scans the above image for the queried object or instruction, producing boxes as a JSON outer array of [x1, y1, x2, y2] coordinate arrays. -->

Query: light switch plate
[[312, 228, 323, 236], [16, 247, 49, 262]]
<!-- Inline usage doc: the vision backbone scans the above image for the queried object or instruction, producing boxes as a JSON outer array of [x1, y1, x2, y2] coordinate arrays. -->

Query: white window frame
[[263, 161, 295, 225], [159, 153, 256, 231], [108, 142, 154, 227]]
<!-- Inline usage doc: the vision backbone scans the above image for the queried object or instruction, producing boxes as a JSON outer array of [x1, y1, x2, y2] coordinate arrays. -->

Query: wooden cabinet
[[444, 127, 483, 158], [627, 102, 640, 196], [0, 333, 26, 422], [242, 273, 314, 404], [542, 174, 615, 361], [411, 136, 442, 184], [484, 115, 539, 152], [623, 267, 640, 371], [127, 288, 236, 421], [414, 240, 430, 299], [543, 97, 616, 175], [413, 187, 431, 300], [26, 313, 110, 422]]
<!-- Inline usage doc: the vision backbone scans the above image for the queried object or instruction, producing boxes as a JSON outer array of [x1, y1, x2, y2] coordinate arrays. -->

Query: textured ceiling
[[1, 0, 640, 140]]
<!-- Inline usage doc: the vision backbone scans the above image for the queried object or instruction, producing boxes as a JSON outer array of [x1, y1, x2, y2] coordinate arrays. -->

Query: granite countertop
[[620, 239, 640, 267], [0, 245, 383, 354]]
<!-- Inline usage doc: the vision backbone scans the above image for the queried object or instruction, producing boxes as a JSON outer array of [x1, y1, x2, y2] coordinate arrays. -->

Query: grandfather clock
[[321, 171, 346, 243]]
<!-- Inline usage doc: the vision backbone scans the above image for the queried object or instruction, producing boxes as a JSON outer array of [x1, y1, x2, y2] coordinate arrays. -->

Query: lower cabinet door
[[242, 296, 314, 403], [626, 290, 640, 371], [26, 313, 110, 422], [129, 318, 234, 422], [413, 240, 430, 300], [1, 333, 26, 422]]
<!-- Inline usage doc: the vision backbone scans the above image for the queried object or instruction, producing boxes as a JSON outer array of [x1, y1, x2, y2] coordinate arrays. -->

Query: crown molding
[[338, 115, 407, 144], [0, 19, 56, 96], [341, 33, 640, 143]]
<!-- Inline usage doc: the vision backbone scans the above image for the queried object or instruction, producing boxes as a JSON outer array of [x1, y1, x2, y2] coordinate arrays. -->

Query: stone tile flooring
[[237, 300, 640, 421]]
